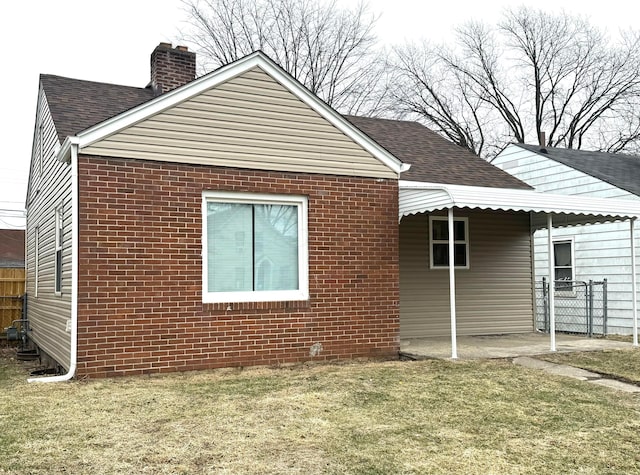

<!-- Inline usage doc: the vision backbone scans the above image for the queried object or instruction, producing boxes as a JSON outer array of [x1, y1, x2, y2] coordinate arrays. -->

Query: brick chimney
[[150, 43, 196, 95]]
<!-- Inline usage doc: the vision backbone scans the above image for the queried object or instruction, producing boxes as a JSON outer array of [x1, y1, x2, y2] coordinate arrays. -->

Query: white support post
[[547, 214, 556, 352], [448, 208, 458, 359], [631, 218, 638, 347]]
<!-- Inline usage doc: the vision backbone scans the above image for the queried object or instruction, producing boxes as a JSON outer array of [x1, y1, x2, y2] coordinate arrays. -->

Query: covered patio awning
[[400, 180, 640, 229], [399, 180, 640, 357]]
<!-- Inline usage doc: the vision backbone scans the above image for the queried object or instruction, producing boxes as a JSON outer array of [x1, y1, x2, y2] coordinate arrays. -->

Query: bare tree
[[180, 0, 389, 115], [390, 7, 640, 157]]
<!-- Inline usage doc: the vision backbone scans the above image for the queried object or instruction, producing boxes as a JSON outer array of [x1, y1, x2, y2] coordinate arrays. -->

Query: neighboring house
[[26, 43, 640, 380], [0, 229, 25, 331], [492, 144, 640, 334], [0, 229, 25, 268]]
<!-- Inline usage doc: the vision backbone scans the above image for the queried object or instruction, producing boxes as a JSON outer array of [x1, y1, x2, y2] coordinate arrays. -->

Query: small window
[[429, 216, 469, 269], [54, 207, 63, 294], [553, 240, 574, 291], [202, 191, 308, 303]]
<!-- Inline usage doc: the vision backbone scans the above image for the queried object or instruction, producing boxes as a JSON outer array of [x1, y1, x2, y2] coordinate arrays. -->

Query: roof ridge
[[519, 143, 640, 160], [40, 73, 150, 92]]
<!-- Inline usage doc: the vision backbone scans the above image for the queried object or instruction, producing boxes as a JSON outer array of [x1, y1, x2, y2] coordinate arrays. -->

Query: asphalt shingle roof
[[41, 74, 154, 142], [345, 116, 530, 189], [518, 144, 640, 197], [39, 74, 530, 189]]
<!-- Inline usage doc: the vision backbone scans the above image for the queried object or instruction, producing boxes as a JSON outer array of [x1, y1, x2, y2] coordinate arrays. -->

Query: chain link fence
[[535, 278, 608, 336]]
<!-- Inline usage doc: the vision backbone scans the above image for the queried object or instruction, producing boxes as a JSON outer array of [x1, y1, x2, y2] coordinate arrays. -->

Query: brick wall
[[76, 155, 400, 378]]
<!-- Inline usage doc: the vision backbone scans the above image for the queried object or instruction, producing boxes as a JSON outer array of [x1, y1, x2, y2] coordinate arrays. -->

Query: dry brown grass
[[1, 354, 639, 474]]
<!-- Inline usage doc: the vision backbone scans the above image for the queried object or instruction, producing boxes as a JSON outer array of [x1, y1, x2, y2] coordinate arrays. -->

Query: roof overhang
[[399, 180, 640, 229]]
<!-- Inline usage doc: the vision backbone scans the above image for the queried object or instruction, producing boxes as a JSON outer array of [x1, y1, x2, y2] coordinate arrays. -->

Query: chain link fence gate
[[534, 278, 608, 336]]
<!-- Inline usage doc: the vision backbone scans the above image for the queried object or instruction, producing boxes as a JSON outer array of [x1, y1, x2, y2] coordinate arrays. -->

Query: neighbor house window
[[54, 206, 63, 294], [429, 216, 469, 269], [553, 239, 574, 290], [202, 191, 308, 303]]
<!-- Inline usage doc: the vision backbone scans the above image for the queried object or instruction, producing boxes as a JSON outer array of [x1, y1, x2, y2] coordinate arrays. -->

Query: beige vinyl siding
[[25, 87, 73, 370], [400, 209, 534, 338], [82, 67, 397, 179]]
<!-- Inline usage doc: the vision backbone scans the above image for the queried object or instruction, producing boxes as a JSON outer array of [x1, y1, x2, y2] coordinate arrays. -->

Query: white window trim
[[201, 191, 309, 303], [54, 206, 63, 296], [429, 216, 470, 270], [553, 237, 575, 292]]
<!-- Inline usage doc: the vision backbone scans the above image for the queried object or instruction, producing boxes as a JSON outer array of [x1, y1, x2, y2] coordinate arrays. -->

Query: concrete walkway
[[400, 332, 633, 360], [513, 356, 640, 393], [400, 333, 640, 393]]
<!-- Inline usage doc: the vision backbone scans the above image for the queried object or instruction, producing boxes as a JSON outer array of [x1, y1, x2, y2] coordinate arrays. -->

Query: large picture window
[[202, 191, 308, 303], [429, 216, 469, 269]]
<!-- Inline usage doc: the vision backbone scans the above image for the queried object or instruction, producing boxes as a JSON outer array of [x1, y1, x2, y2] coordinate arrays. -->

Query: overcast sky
[[1, 0, 638, 229]]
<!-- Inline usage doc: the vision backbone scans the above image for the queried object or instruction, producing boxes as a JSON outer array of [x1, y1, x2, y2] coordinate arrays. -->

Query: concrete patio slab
[[399, 332, 634, 360]]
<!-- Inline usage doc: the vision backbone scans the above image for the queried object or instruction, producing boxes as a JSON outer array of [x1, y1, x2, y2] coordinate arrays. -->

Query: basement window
[[202, 191, 309, 303], [429, 216, 469, 269]]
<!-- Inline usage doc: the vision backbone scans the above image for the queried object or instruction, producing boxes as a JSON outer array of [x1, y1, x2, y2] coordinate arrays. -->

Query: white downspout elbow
[[28, 142, 79, 382]]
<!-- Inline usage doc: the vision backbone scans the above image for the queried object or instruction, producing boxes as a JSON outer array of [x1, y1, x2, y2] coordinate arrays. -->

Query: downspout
[[28, 141, 79, 382]]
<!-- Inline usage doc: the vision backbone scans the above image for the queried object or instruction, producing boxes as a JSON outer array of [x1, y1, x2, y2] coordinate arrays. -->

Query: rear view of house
[[26, 44, 640, 379], [26, 44, 405, 378]]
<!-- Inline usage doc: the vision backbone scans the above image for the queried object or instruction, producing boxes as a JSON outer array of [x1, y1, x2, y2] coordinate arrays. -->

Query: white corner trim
[[29, 143, 78, 383], [74, 51, 405, 175]]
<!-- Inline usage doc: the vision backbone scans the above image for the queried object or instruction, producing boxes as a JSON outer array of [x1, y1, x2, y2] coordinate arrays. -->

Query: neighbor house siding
[[81, 67, 397, 179], [25, 87, 73, 368], [400, 210, 533, 338], [493, 144, 640, 334], [76, 155, 399, 378]]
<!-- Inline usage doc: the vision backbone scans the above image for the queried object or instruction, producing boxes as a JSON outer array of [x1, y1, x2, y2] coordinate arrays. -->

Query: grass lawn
[[1, 352, 639, 475], [539, 347, 640, 384]]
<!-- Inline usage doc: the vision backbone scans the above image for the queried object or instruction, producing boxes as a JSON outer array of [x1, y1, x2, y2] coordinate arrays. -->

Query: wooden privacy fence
[[0, 268, 25, 331]]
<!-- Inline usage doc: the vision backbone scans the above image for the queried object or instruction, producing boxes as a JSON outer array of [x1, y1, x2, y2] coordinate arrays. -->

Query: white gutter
[[29, 140, 79, 382]]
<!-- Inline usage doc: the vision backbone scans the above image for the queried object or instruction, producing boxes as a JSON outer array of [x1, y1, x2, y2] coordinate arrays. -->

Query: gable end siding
[[26, 88, 73, 369], [81, 68, 397, 179]]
